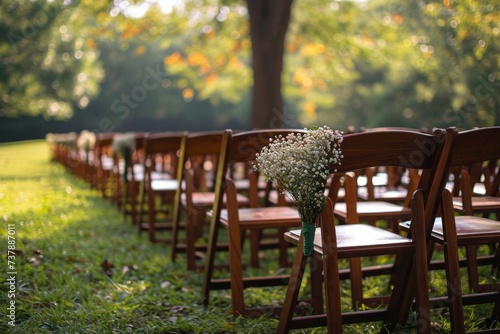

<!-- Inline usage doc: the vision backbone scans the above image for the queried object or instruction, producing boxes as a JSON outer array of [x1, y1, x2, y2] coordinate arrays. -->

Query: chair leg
[[443, 240, 466, 334], [278, 227, 290, 267], [349, 257, 363, 310], [411, 190, 431, 334], [202, 214, 222, 307], [465, 245, 480, 292], [170, 205, 182, 264], [186, 208, 201, 271], [492, 245, 500, 277], [130, 181, 138, 225], [442, 191, 466, 334], [491, 294, 500, 321], [249, 230, 261, 268], [277, 234, 308, 334], [228, 217, 245, 315], [147, 190, 156, 242]]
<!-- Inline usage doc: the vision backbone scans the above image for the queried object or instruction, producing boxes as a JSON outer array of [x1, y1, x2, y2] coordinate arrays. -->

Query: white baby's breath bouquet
[[77, 130, 96, 165], [112, 133, 136, 181], [254, 126, 342, 256], [77, 130, 96, 151]]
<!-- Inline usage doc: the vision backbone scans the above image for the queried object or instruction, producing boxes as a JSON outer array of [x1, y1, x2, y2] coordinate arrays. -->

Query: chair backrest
[[445, 127, 500, 206], [210, 129, 307, 220], [447, 127, 500, 168], [331, 128, 456, 234], [168, 131, 226, 231], [360, 126, 429, 133], [95, 133, 114, 159], [142, 131, 187, 178], [177, 131, 226, 193]]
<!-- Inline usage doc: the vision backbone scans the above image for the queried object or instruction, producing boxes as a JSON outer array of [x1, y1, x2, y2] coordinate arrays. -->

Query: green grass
[[0, 140, 498, 333]]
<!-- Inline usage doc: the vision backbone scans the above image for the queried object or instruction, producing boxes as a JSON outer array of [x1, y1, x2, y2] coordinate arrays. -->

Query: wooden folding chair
[[277, 128, 454, 333], [93, 133, 115, 198], [426, 126, 500, 333], [111, 132, 147, 225], [202, 129, 321, 317], [170, 131, 249, 271], [431, 189, 500, 333], [331, 150, 429, 308], [137, 132, 187, 243]]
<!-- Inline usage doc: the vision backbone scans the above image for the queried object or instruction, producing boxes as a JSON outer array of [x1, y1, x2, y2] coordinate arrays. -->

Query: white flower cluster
[[77, 130, 96, 150], [112, 132, 136, 156], [255, 126, 343, 223]]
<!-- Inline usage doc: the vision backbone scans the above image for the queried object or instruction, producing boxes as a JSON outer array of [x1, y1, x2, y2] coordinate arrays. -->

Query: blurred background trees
[[0, 0, 498, 142]]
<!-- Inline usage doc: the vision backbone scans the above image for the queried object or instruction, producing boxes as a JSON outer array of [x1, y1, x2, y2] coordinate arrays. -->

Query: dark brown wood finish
[[170, 131, 231, 270], [201, 128, 314, 317], [277, 127, 455, 333], [136, 132, 187, 242], [427, 127, 500, 333]]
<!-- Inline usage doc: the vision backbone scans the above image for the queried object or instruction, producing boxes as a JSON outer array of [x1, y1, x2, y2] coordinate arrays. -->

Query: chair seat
[[101, 156, 114, 170], [150, 171, 174, 180], [286, 225, 414, 258], [219, 206, 301, 229], [431, 216, 500, 245], [151, 179, 179, 192], [452, 196, 500, 213], [181, 192, 250, 208], [334, 201, 412, 220]]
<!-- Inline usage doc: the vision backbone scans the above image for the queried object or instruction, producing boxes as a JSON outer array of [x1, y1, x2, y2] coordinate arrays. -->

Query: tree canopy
[[0, 0, 103, 120], [0, 0, 498, 141]]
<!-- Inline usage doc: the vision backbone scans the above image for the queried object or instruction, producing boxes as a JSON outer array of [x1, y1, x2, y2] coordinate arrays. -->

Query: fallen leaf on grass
[[101, 259, 115, 277]]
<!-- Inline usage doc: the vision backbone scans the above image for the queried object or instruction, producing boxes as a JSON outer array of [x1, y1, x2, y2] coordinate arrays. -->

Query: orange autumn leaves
[[164, 50, 248, 102]]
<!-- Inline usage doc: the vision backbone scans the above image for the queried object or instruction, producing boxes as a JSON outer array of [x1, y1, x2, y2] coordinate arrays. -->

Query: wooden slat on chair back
[[332, 130, 444, 173], [184, 131, 226, 156], [447, 127, 500, 167], [142, 132, 186, 179], [95, 133, 114, 155], [143, 132, 186, 154], [227, 129, 307, 162], [175, 131, 226, 193]]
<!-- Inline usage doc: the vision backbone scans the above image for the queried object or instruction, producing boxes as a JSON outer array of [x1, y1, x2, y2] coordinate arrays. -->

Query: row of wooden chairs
[[48, 130, 284, 273], [47, 126, 500, 333], [278, 126, 500, 334]]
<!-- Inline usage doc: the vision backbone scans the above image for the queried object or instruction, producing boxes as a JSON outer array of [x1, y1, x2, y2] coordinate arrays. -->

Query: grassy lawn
[[0, 140, 498, 333]]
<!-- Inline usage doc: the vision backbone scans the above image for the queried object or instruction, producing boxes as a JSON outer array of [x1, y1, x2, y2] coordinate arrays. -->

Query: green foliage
[[0, 0, 498, 138], [162, 1, 253, 105], [0, 1, 104, 120]]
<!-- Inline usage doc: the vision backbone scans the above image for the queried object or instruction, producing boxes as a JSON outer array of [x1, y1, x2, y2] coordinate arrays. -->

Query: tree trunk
[[246, 0, 293, 129]]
